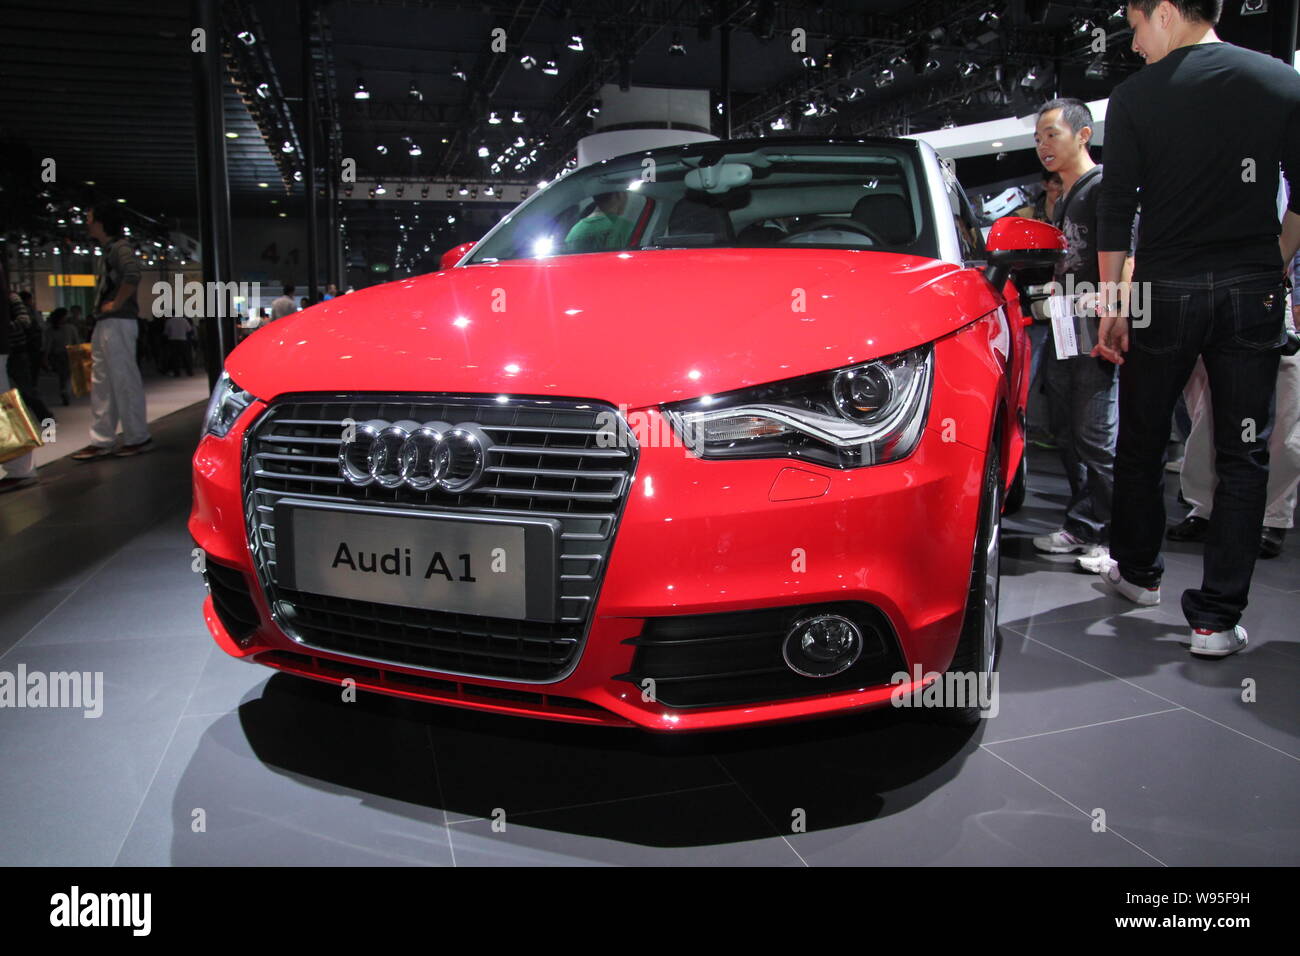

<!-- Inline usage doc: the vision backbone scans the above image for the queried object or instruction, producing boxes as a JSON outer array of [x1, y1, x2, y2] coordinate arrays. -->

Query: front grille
[[618, 602, 905, 708], [242, 394, 636, 681]]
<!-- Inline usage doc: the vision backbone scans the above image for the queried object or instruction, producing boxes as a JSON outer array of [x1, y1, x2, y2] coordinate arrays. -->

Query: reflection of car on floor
[[191, 137, 1064, 731]]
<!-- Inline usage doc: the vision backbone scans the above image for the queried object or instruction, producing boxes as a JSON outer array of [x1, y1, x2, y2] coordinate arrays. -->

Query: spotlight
[[923, 57, 941, 73], [874, 67, 895, 88], [669, 32, 686, 56], [958, 60, 980, 77], [477, 145, 490, 157], [519, 54, 537, 70], [485, 186, 496, 196], [586, 100, 601, 118], [568, 34, 584, 52], [802, 101, 818, 117], [408, 141, 422, 156], [293, 169, 304, 181], [451, 62, 467, 81], [354, 79, 369, 100], [511, 110, 525, 123], [458, 185, 469, 196], [408, 80, 422, 100], [225, 131, 239, 139], [255, 82, 270, 99], [888, 54, 907, 70], [376, 143, 388, 154], [978, 10, 1000, 27], [844, 86, 864, 101], [488, 111, 502, 124], [375, 183, 386, 195], [770, 116, 789, 131], [801, 56, 817, 68], [236, 30, 255, 45], [281, 139, 294, 153], [513, 136, 526, 148], [543, 59, 559, 75]]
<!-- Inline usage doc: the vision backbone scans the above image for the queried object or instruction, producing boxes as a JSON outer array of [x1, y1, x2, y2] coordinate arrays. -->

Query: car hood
[[228, 248, 1000, 409]]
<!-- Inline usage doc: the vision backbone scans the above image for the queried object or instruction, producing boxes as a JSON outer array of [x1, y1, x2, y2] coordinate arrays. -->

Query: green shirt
[[564, 212, 633, 253]]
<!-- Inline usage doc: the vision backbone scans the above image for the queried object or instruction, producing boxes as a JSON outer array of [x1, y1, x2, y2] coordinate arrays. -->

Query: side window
[[944, 167, 985, 261]]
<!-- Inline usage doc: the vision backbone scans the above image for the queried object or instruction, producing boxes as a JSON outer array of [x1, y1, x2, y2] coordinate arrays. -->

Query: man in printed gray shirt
[[71, 202, 151, 460]]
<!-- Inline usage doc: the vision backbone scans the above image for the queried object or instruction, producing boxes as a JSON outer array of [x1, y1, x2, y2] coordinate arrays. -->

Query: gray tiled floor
[[1, 402, 1297, 865]]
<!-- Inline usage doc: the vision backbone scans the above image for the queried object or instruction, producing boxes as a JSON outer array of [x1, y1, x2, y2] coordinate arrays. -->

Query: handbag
[[67, 342, 93, 398], [0, 387, 43, 464]]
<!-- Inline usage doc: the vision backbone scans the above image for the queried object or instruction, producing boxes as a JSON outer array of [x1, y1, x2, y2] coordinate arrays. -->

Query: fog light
[[782, 614, 863, 677]]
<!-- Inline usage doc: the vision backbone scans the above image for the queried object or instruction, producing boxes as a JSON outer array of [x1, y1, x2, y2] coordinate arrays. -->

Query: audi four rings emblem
[[338, 419, 489, 492]]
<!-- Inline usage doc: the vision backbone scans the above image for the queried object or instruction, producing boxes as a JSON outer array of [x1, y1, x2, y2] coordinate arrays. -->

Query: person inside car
[[564, 191, 633, 252]]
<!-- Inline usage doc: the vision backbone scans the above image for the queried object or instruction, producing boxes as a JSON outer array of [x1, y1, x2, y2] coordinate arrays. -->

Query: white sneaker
[[1075, 545, 1110, 574], [1190, 625, 1248, 658], [1101, 562, 1161, 606], [1033, 529, 1090, 554]]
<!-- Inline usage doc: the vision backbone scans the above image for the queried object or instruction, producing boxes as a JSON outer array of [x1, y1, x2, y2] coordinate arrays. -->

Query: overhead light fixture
[[354, 79, 369, 100], [293, 169, 303, 181], [490, 163, 501, 173], [511, 110, 525, 124], [978, 11, 1000, 27], [669, 32, 686, 56], [888, 54, 907, 70], [255, 82, 270, 99], [225, 131, 239, 139], [874, 67, 895, 88], [257, 182, 269, 188], [451, 62, 467, 82], [485, 186, 495, 196], [281, 139, 294, 153], [802, 101, 819, 117], [568, 34, 584, 52], [513, 136, 525, 148], [376, 143, 388, 154], [408, 141, 422, 156], [477, 145, 490, 157], [543, 58, 558, 75], [375, 183, 386, 195], [990, 140, 1004, 148], [458, 185, 469, 196], [519, 54, 537, 70], [958, 60, 980, 77], [941, 115, 956, 129], [844, 86, 864, 101], [801, 56, 817, 68], [488, 111, 502, 124], [586, 101, 601, 118], [408, 80, 422, 100], [923, 56, 941, 73], [770, 116, 789, 131], [236, 30, 255, 45]]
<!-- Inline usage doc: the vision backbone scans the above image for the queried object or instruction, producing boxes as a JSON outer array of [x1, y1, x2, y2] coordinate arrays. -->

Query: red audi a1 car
[[191, 137, 1064, 731]]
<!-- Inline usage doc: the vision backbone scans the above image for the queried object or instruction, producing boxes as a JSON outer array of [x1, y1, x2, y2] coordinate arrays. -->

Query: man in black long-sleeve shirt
[[1092, 0, 1300, 657]]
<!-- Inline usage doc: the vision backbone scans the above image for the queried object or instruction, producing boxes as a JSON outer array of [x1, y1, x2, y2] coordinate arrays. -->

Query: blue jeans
[[1043, 350, 1118, 544], [1112, 267, 1286, 630]]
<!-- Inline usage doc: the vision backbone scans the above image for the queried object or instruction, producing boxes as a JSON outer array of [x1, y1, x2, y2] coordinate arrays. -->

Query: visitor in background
[[71, 200, 151, 460], [270, 285, 297, 321], [1093, 0, 1300, 657], [46, 307, 80, 405], [0, 259, 38, 493]]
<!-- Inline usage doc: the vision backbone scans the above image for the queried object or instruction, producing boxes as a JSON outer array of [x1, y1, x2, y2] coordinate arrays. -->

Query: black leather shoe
[[1260, 527, 1286, 559], [1167, 515, 1209, 542]]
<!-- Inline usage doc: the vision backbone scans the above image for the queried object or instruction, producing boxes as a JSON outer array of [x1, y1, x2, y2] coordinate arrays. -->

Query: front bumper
[[191, 401, 984, 732]]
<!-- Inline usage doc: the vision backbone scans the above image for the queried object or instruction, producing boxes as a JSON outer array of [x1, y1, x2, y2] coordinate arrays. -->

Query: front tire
[[937, 438, 1002, 725]]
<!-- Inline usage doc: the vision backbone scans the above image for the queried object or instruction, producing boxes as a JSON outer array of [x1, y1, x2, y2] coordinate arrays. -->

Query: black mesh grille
[[204, 559, 259, 643], [242, 395, 636, 681], [618, 602, 905, 708]]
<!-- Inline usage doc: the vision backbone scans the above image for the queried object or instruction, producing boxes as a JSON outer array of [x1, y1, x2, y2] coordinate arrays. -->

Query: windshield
[[467, 142, 939, 264]]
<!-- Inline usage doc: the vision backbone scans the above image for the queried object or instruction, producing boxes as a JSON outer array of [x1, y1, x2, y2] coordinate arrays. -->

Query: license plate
[[273, 501, 557, 621]]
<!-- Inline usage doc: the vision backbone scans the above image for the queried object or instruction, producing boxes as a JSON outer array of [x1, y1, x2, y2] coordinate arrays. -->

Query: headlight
[[200, 371, 257, 439], [662, 344, 933, 468]]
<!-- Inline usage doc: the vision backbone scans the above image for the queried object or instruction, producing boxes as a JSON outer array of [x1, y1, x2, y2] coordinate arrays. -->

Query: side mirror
[[983, 216, 1066, 290], [440, 242, 476, 270]]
